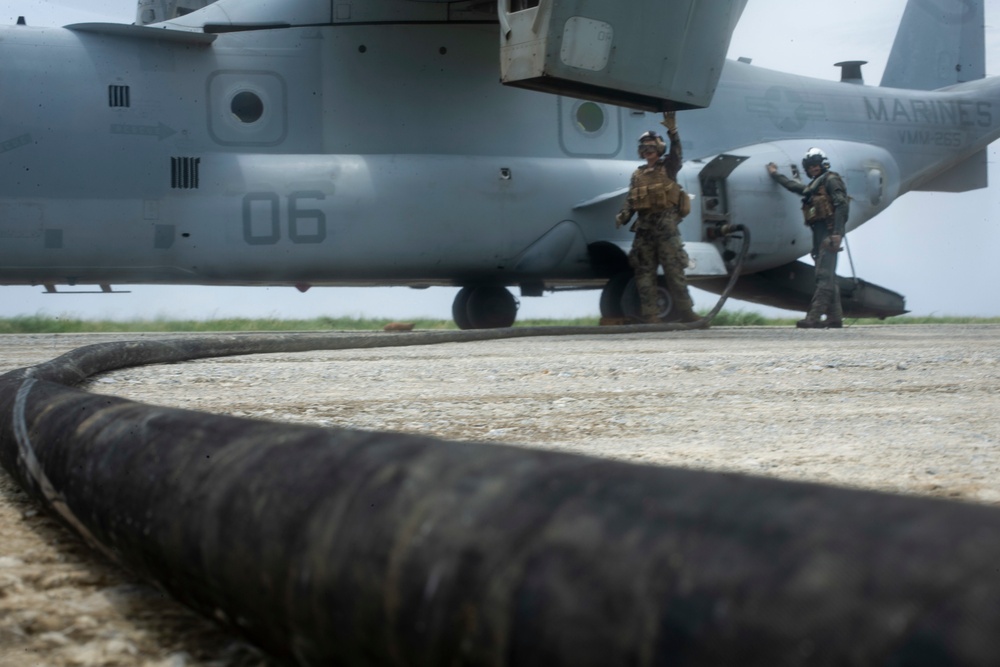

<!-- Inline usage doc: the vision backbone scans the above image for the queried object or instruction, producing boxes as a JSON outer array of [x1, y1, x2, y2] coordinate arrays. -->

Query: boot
[[797, 303, 824, 328], [824, 319, 843, 328]]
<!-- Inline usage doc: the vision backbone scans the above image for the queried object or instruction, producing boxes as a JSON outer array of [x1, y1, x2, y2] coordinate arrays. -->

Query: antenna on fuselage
[[835, 60, 867, 85]]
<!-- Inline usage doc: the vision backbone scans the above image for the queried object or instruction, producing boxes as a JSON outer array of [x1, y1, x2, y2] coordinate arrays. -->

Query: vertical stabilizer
[[880, 0, 985, 90]]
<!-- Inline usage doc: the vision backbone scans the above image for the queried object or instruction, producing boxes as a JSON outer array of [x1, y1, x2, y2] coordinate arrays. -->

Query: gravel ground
[[1, 324, 998, 665]]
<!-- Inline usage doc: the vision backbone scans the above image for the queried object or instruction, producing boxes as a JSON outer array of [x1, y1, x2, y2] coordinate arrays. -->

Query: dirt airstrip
[[1, 324, 998, 665]]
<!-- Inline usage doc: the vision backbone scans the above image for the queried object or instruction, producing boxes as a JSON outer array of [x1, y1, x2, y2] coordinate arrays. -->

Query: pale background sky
[[0, 0, 997, 320]]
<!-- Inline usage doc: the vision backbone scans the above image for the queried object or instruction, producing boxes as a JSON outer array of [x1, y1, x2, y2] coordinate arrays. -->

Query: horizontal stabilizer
[[66, 22, 217, 44], [697, 261, 907, 319], [914, 149, 988, 193]]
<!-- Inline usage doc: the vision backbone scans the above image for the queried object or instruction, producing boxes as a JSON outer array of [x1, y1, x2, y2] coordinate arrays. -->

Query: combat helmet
[[802, 147, 830, 171], [637, 130, 666, 158]]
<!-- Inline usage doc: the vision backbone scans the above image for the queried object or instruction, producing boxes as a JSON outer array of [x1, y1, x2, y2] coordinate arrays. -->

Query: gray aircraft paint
[[0, 0, 996, 324]]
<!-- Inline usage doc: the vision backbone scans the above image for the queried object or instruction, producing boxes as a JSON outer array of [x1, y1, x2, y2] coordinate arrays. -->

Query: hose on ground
[[4, 225, 1000, 666]]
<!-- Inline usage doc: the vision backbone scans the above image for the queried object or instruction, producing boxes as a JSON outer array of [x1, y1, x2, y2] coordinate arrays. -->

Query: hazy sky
[[0, 0, 997, 320]]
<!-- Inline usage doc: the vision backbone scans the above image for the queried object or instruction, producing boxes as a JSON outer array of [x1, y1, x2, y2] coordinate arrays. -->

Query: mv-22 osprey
[[0, 0, 996, 327]]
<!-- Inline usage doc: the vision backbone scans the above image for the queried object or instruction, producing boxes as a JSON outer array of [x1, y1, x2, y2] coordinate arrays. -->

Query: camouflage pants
[[807, 221, 843, 322], [628, 211, 695, 320]]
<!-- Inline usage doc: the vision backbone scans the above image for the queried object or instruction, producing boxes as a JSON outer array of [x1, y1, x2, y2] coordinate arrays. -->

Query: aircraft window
[[231, 91, 264, 124], [575, 102, 606, 134]]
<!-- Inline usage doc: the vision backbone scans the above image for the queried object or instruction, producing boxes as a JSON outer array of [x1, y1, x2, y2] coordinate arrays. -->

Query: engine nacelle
[[678, 141, 901, 274], [499, 0, 748, 111]]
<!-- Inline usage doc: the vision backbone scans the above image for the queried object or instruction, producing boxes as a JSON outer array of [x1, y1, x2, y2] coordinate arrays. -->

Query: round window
[[231, 91, 264, 124], [575, 102, 605, 134]]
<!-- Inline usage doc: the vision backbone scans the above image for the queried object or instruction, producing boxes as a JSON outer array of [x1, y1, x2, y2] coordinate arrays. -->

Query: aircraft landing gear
[[453, 285, 519, 329], [600, 272, 676, 321], [622, 276, 675, 321], [599, 272, 632, 319]]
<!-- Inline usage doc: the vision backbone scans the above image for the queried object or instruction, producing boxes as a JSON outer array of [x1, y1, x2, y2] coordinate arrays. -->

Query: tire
[[452, 287, 474, 330], [599, 272, 633, 318], [464, 285, 518, 329], [620, 276, 673, 321]]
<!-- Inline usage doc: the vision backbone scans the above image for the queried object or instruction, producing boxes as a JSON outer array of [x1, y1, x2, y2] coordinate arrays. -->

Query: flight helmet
[[638, 130, 666, 157], [802, 147, 830, 171]]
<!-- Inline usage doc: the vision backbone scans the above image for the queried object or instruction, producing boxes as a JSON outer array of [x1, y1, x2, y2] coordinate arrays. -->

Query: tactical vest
[[801, 172, 835, 223], [630, 164, 682, 212]]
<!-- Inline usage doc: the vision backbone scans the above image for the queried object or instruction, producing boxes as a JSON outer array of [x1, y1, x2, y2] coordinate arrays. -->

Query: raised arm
[[766, 162, 806, 194], [661, 112, 682, 179]]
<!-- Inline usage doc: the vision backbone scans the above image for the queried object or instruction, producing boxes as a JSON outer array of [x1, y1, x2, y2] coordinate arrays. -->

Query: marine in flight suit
[[767, 148, 850, 328]]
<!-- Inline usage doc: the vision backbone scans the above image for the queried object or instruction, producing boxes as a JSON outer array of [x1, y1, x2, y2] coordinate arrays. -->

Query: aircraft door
[[558, 97, 621, 157], [697, 154, 748, 233]]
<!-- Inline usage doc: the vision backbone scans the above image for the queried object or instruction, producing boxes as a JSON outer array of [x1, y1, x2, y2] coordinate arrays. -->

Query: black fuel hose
[[5, 225, 1000, 666], [696, 223, 749, 326]]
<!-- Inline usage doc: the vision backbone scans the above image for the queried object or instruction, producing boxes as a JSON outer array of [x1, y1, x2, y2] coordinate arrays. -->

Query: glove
[[615, 211, 631, 228], [660, 111, 677, 132], [829, 234, 843, 251]]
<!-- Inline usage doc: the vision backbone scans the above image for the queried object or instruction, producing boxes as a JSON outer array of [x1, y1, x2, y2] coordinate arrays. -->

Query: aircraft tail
[[880, 0, 985, 90]]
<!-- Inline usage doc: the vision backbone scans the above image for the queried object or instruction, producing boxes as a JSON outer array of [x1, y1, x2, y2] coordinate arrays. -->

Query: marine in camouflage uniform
[[767, 148, 850, 328], [614, 113, 699, 324]]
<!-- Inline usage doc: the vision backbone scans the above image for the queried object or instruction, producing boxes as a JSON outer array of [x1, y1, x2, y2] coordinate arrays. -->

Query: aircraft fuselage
[[0, 20, 997, 302]]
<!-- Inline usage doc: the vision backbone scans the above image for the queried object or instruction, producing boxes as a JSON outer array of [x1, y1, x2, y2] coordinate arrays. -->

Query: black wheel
[[621, 276, 673, 321], [599, 272, 633, 318], [452, 287, 474, 330], [464, 285, 518, 329]]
